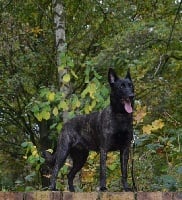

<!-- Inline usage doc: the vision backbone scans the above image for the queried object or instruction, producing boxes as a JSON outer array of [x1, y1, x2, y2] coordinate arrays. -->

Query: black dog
[[48, 68, 134, 192]]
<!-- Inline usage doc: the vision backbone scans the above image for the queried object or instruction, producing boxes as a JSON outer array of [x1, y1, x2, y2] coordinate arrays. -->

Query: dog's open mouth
[[122, 98, 133, 113]]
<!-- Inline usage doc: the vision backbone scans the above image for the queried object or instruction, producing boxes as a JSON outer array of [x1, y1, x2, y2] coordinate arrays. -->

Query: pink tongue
[[124, 101, 133, 113]]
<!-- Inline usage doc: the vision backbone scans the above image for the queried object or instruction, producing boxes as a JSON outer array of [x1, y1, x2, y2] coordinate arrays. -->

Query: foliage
[[21, 141, 45, 170], [0, 0, 182, 192], [28, 58, 109, 141]]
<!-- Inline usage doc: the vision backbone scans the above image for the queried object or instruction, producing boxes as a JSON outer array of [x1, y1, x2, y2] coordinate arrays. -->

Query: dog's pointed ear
[[108, 68, 118, 85], [125, 68, 132, 80]]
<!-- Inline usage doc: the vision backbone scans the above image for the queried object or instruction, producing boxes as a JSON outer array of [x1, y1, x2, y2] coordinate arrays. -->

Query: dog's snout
[[129, 94, 135, 99]]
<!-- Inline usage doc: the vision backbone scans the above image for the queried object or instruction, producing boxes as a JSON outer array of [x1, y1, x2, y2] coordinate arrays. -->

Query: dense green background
[[0, 0, 181, 192]]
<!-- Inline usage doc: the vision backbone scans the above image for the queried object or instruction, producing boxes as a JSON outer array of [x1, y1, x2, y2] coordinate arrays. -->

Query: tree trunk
[[53, 0, 66, 73], [53, 0, 69, 121], [40, 0, 69, 188]]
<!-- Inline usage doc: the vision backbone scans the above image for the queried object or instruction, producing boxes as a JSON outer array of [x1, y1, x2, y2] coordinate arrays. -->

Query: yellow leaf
[[84, 104, 90, 114], [46, 149, 53, 154], [91, 100, 96, 109], [31, 26, 43, 37], [76, 99, 81, 108], [134, 105, 147, 124], [107, 152, 118, 165], [32, 150, 38, 156], [152, 119, 164, 130], [42, 111, 50, 120], [63, 74, 71, 83], [72, 98, 81, 110], [53, 107, 59, 116], [71, 69, 78, 79], [81, 170, 95, 183], [47, 92, 55, 102], [90, 93, 95, 99], [81, 87, 88, 98], [65, 162, 72, 167], [58, 65, 64, 72], [89, 83, 96, 99], [142, 124, 153, 134], [89, 152, 98, 160]]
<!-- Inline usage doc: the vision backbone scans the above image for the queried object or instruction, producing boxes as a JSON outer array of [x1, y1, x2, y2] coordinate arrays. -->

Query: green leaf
[[68, 58, 74, 67], [108, 164, 117, 171], [56, 123, 62, 132], [39, 157, 45, 164], [27, 155, 36, 164], [177, 166, 182, 174], [40, 102, 51, 111], [25, 186, 34, 192], [60, 165, 69, 175], [81, 87, 89, 98], [25, 172, 36, 182], [32, 105, 39, 113], [60, 52, 66, 65], [21, 142, 28, 148], [36, 164, 41, 171], [40, 87, 50, 98], [71, 95, 81, 110], [84, 66, 90, 83], [35, 112, 43, 121], [50, 123, 57, 130], [58, 100, 68, 111]]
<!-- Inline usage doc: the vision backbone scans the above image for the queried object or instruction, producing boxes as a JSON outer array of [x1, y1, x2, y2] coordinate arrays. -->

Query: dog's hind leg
[[49, 136, 71, 191], [67, 148, 89, 192]]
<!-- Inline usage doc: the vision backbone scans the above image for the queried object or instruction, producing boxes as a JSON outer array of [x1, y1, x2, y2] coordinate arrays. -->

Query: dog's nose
[[129, 94, 135, 99]]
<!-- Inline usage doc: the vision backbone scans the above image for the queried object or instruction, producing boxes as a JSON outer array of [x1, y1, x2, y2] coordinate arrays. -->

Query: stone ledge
[[0, 191, 181, 200]]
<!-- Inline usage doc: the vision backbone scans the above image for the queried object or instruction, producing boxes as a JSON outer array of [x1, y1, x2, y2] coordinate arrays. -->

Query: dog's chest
[[111, 114, 132, 132], [106, 114, 133, 150], [100, 109, 133, 136]]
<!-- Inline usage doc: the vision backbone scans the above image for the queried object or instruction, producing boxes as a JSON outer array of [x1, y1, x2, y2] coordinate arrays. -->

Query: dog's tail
[[42, 150, 56, 166]]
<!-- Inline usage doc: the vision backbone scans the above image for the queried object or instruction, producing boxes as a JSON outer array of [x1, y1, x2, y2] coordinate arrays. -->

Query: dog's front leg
[[120, 147, 132, 191], [100, 148, 107, 191]]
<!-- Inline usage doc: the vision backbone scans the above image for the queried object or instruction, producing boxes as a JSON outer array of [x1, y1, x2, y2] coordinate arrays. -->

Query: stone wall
[[0, 192, 181, 200]]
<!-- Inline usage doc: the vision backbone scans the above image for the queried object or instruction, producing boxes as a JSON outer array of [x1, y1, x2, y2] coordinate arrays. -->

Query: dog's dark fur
[[47, 68, 135, 192]]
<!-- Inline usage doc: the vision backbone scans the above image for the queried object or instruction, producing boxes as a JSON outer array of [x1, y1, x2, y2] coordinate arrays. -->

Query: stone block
[[174, 192, 182, 200], [0, 192, 24, 200], [100, 192, 134, 200], [137, 192, 162, 200], [63, 192, 98, 200], [162, 192, 173, 200], [26, 191, 62, 200]]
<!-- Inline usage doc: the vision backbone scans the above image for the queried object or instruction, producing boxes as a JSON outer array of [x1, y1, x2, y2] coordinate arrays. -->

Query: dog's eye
[[128, 83, 133, 88], [120, 83, 125, 88]]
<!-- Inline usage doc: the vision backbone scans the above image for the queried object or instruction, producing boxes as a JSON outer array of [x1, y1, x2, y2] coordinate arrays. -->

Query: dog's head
[[108, 68, 134, 114]]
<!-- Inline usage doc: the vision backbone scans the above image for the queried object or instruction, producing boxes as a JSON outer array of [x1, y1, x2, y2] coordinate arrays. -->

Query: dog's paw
[[48, 186, 58, 191], [41, 187, 49, 191], [68, 186, 75, 192], [100, 186, 107, 192], [123, 187, 133, 192]]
